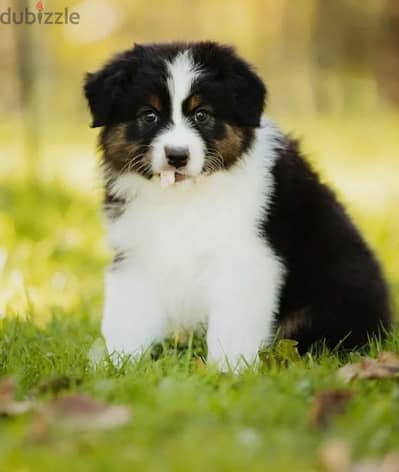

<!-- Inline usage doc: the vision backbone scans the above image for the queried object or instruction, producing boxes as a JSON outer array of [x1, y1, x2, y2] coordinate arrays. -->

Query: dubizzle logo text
[[0, 2, 80, 25]]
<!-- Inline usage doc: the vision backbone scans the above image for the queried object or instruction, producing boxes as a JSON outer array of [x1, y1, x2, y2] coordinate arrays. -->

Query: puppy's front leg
[[102, 266, 166, 361], [207, 257, 281, 371]]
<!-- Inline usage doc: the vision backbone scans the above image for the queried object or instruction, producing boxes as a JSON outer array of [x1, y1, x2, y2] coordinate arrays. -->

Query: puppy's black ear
[[230, 59, 266, 127], [193, 42, 266, 127], [83, 67, 125, 128], [84, 46, 144, 127]]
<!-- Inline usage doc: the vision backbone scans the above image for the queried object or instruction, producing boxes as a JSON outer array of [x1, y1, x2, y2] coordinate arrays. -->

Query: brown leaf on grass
[[319, 439, 351, 472], [38, 394, 131, 431], [337, 364, 361, 383], [310, 389, 353, 428], [1, 378, 131, 434], [350, 454, 399, 472], [0, 377, 33, 416], [338, 352, 399, 383], [320, 440, 399, 472], [0, 377, 15, 401]]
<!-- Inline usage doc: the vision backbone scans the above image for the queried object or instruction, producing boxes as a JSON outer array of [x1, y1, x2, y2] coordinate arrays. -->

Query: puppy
[[84, 41, 391, 370]]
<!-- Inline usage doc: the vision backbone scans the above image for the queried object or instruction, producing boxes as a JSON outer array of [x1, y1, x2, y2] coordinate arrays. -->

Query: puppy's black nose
[[164, 146, 189, 168]]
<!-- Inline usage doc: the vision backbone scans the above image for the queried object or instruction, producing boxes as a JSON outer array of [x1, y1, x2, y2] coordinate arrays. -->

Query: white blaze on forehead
[[166, 50, 201, 124], [150, 50, 205, 177]]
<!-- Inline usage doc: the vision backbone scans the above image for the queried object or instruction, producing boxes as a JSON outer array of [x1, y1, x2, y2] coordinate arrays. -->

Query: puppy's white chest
[[107, 158, 272, 329], [111, 186, 252, 325]]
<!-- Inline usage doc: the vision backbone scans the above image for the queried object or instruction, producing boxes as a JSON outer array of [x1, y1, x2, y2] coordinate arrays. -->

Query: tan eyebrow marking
[[187, 95, 202, 112], [149, 95, 161, 111]]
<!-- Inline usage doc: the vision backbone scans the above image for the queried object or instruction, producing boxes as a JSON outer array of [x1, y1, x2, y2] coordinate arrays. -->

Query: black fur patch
[[262, 138, 391, 352]]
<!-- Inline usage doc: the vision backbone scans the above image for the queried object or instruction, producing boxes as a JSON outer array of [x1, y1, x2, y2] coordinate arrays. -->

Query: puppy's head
[[84, 42, 266, 183]]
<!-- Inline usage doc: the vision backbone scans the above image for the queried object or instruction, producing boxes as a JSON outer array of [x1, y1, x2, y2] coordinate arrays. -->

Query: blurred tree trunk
[[15, 0, 40, 178], [310, 0, 376, 113], [375, 0, 399, 106]]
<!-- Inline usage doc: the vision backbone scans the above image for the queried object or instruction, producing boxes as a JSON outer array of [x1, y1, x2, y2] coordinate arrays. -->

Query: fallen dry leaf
[[319, 439, 351, 472], [338, 352, 399, 383], [38, 393, 131, 431], [311, 389, 353, 428], [338, 363, 361, 383], [378, 351, 399, 368], [1, 378, 131, 432], [0, 377, 15, 401], [350, 454, 399, 472], [0, 377, 33, 416], [320, 439, 399, 472]]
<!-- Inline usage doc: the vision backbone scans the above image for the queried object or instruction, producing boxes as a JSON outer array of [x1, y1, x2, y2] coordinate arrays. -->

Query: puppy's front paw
[[207, 340, 258, 373]]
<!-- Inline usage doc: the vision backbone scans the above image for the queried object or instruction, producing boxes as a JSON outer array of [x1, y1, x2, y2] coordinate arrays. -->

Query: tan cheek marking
[[213, 125, 245, 169], [279, 309, 309, 340], [101, 124, 149, 172], [187, 95, 201, 112], [149, 95, 161, 112]]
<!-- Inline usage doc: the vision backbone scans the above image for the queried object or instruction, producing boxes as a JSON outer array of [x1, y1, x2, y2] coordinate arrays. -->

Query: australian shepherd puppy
[[84, 41, 391, 370]]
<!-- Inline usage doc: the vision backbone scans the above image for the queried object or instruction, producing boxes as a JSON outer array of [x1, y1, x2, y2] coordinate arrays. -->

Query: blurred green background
[[0, 0, 398, 321]]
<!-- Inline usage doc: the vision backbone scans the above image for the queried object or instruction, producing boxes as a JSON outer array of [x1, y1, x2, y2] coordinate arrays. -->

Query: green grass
[[1, 115, 399, 471], [1, 317, 399, 472]]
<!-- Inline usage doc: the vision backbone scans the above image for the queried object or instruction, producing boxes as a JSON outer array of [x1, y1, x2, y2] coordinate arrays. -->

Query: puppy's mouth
[[159, 170, 189, 188]]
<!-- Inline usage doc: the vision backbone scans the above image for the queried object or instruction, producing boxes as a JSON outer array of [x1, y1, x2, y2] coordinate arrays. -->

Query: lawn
[[1, 115, 398, 471]]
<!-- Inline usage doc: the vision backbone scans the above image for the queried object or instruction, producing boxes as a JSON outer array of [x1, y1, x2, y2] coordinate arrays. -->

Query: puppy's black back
[[263, 138, 391, 352]]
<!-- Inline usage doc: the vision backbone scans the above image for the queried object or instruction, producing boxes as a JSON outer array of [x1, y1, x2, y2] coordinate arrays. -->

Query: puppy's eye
[[194, 109, 210, 124], [141, 110, 159, 125]]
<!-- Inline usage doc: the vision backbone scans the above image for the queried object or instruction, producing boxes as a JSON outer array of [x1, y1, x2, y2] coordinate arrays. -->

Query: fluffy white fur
[[102, 118, 285, 371], [151, 51, 206, 177]]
